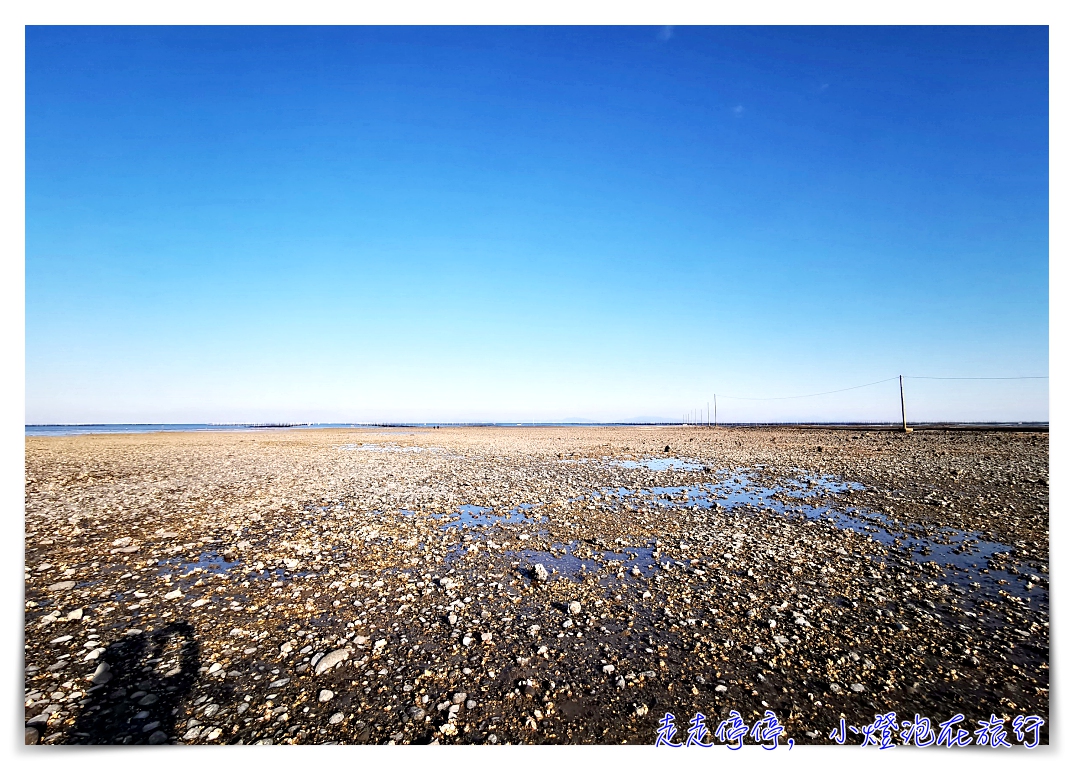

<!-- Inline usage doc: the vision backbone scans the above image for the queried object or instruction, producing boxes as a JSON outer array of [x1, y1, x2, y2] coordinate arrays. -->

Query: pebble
[[22, 425, 1049, 746], [47, 581, 75, 592], [90, 662, 111, 685], [315, 649, 349, 675], [329, 712, 345, 725], [319, 689, 335, 703]]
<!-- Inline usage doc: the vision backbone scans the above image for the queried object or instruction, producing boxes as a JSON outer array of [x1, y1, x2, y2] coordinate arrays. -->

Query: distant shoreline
[[25, 421, 1049, 437]]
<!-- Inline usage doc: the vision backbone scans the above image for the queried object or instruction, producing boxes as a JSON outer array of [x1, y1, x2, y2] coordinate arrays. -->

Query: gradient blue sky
[[26, 25, 1048, 424]]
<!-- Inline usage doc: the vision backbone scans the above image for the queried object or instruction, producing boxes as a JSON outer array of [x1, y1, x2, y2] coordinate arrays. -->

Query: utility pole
[[713, 394, 717, 428], [899, 375, 912, 433]]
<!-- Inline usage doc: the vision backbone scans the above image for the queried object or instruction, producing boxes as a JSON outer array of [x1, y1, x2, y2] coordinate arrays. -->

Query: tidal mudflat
[[24, 426, 1049, 745]]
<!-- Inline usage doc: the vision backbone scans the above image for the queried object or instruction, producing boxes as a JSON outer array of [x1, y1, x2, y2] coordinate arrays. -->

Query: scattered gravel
[[24, 426, 1049, 744]]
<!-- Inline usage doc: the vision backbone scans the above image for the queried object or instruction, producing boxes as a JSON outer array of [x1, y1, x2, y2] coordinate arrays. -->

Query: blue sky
[[25, 26, 1049, 424]]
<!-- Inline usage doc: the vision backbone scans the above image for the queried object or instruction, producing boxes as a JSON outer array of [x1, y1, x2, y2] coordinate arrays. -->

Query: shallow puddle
[[611, 458, 706, 472], [157, 551, 240, 577], [504, 470, 1045, 609], [434, 503, 547, 530], [338, 443, 431, 453]]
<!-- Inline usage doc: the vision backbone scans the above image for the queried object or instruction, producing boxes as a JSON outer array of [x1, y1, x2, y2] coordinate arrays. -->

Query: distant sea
[[24, 422, 664, 437], [26, 421, 1048, 437]]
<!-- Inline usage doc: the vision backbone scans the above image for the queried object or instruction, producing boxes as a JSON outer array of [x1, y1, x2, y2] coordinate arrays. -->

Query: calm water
[[25, 422, 669, 437], [25, 423, 364, 437]]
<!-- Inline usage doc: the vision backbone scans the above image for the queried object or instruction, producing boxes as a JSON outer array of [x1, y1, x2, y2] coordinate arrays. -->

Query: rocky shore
[[24, 426, 1049, 745]]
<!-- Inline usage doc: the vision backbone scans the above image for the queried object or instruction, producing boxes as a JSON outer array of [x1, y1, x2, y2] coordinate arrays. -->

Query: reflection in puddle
[[338, 443, 431, 453], [157, 551, 240, 577], [498, 470, 1045, 611], [507, 539, 660, 584], [434, 503, 547, 530], [612, 458, 706, 472]]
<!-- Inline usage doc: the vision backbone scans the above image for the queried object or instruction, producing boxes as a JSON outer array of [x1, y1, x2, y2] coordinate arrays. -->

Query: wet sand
[[24, 426, 1049, 745]]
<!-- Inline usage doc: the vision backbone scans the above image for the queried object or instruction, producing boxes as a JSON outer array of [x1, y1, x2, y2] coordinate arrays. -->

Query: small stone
[[635, 704, 649, 717], [602, 664, 615, 674], [203, 727, 222, 741], [164, 589, 183, 600], [533, 563, 549, 582], [319, 689, 334, 703], [148, 730, 168, 744], [315, 649, 349, 675], [66, 608, 83, 621], [142, 721, 161, 732], [25, 726, 40, 745], [568, 601, 582, 615], [452, 692, 467, 704], [329, 712, 345, 725], [90, 662, 112, 684], [268, 677, 290, 688], [139, 694, 159, 706], [850, 683, 865, 693], [448, 613, 458, 626], [408, 706, 425, 721]]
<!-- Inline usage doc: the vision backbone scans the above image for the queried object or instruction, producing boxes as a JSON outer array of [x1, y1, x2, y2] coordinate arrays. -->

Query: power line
[[906, 375, 1048, 380], [715, 377, 899, 401], [713, 373, 1048, 402]]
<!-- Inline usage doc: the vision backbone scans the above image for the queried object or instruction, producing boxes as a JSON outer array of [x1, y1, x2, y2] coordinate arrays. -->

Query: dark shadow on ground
[[62, 621, 200, 744]]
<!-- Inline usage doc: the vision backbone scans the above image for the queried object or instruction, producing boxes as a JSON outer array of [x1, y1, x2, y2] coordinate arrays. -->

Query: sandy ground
[[24, 426, 1049, 746]]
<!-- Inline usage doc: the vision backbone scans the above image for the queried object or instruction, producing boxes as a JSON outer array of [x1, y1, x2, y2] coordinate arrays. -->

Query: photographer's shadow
[[68, 621, 200, 744]]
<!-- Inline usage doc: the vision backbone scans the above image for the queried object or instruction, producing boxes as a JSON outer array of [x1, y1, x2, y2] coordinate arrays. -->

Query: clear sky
[[25, 25, 1049, 424]]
